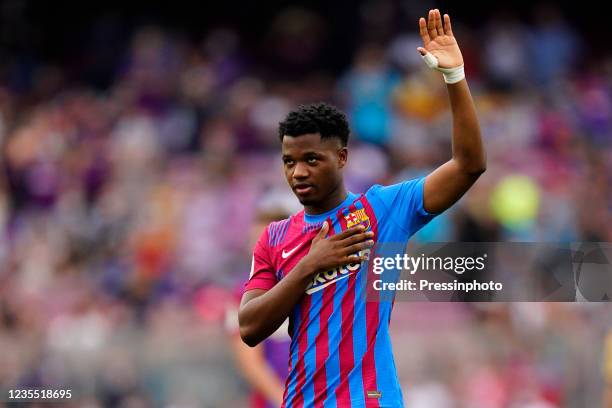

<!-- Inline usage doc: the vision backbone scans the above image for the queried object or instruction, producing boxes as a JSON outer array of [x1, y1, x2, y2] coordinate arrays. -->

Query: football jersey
[[245, 177, 435, 408]]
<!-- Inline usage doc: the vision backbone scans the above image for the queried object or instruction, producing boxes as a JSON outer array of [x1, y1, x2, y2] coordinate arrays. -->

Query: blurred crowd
[[0, 3, 611, 407]]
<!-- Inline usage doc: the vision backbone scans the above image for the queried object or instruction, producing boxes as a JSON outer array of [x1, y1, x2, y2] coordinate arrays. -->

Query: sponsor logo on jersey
[[305, 248, 371, 294]]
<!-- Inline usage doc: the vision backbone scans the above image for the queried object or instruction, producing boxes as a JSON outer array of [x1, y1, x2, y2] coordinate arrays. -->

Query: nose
[[293, 161, 310, 179]]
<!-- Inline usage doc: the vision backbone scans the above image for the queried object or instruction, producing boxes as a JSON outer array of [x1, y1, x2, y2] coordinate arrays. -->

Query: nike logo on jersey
[[282, 242, 304, 259]]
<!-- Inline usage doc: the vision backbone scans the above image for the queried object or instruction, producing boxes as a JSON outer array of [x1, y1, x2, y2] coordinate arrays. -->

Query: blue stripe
[[374, 302, 403, 407], [274, 221, 282, 246], [275, 221, 281, 246], [303, 220, 323, 234], [268, 219, 291, 247], [365, 194, 402, 406], [322, 211, 346, 407], [302, 290, 323, 406], [349, 200, 366, 406], [268, 222, 277, 247], [363, 190, 405, 406], [270, 222, 277, 246], [277, 219, 290, 246], [275, 220, 283, 246], [271, 221, 279, 246], [330, 213, 342, 235], [285, 305, 302, 408]]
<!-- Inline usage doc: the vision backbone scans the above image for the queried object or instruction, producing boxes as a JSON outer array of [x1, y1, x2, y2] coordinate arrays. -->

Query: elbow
[[458, 163, 486, 179], [469, 163, 486, 177], [238, 315, 262, 347], [458, 156, 486, 178], [239, 327, 261, 348]]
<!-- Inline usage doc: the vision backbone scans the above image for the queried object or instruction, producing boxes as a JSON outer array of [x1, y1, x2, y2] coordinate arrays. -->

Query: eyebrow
[[282, 151, 322, 159]]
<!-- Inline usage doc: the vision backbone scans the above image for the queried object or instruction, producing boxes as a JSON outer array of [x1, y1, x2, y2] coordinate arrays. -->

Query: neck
[[304, 184, 348, 215]]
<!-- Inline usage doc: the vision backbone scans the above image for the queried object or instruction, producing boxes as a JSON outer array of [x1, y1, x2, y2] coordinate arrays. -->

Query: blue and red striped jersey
[[245, 177, 435, 408]]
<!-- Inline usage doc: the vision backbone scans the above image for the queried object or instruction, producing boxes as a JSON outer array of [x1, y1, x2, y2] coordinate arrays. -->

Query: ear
[[338, 147, 348, 169]]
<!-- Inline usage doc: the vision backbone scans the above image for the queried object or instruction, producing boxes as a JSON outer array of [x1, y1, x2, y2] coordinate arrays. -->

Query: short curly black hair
[[278, 102, 350, 146]]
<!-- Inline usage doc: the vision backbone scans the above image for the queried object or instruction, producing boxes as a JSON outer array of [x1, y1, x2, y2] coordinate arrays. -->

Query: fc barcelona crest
[[345, 209, 371, 231]]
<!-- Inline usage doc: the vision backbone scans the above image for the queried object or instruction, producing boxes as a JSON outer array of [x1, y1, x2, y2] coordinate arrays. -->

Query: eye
[[307, 157, 318, 164], [284, 159, 295, 166]]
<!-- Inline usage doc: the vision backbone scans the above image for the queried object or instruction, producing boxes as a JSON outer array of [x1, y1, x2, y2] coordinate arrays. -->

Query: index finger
[[331, 224, 366, 240]]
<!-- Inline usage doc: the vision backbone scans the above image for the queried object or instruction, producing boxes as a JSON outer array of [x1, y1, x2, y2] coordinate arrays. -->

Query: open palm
[[418, 9, 463, 69]]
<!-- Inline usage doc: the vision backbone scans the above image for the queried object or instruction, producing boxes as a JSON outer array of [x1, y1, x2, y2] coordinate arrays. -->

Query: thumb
[[314, 221, 329, 241], [419, 48, 439, 69]]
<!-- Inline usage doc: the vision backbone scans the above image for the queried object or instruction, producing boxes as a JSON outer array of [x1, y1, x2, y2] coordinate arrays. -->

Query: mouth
[[293, 183, 314, 196]]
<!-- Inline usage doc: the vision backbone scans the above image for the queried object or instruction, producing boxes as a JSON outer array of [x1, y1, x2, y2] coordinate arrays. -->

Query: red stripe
[[312, 217, 336, 407], [281, 347, 293, 408], [360, 197, 380, 406], [290, 293, 312, 408], [334, 208, 355, 405], [312, 283, 333, 407]]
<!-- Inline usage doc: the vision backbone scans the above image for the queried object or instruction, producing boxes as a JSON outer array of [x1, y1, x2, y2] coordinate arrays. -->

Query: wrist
[[441, 65, 465, 84], [296, 255, 319, 279], [420, 52, 465, 84]]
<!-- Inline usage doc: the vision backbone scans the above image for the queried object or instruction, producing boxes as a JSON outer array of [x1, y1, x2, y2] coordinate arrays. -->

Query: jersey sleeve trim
[[244, 225, 278, 292]]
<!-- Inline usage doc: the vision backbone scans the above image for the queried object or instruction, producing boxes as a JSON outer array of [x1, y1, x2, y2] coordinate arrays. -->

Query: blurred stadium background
[[0, 0, 611, 407]]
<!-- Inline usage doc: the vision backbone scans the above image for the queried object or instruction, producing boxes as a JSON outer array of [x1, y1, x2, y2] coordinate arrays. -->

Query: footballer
[[239, 9, 486, 408]]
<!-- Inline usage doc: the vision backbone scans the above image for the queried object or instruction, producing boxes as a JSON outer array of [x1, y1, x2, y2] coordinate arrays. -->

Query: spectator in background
[[483, 11, 529, 89], [337, 44, 401, 146], [527, 4, 579, 88]]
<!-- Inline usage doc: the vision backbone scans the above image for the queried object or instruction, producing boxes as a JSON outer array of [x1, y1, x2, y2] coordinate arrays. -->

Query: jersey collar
[[303, 192, 358, 224]]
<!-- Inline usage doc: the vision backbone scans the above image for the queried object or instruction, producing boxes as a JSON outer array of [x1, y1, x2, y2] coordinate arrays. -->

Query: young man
[[239, 9, 486, 408]]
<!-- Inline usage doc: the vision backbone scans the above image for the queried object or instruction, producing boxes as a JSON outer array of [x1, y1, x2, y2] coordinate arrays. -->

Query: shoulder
[[366, 177, 425, 196], [263, 211, 303, 249]]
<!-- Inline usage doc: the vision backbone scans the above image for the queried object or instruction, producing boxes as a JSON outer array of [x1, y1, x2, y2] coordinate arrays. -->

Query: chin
[[296, 195, 317, 206], [297, 197, 313, 206]]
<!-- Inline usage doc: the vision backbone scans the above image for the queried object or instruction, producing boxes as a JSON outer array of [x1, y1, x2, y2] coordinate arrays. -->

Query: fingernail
[[367, 240, 375, 245], [366, 231, 374, 237]]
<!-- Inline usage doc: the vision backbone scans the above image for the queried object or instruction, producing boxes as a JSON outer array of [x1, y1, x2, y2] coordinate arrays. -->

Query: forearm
[[239, 259, 316, 346], [446, 80, 486, 175]]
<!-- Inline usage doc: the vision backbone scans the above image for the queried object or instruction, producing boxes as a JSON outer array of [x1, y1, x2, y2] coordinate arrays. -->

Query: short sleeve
[[366, 177, 436, 236], [244, 227, 277, 292]]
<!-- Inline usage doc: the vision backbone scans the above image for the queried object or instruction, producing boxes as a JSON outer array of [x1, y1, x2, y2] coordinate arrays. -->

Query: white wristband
[[421, 52, 465, 84]]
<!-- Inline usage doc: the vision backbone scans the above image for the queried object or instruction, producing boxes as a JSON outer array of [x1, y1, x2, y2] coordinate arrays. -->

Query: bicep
[[423, 159, 480, 214]]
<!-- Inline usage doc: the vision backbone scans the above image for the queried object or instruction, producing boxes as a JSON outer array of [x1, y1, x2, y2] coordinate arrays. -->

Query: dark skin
[[281, 134, 348, 214], [239, 9, 486, 347]]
